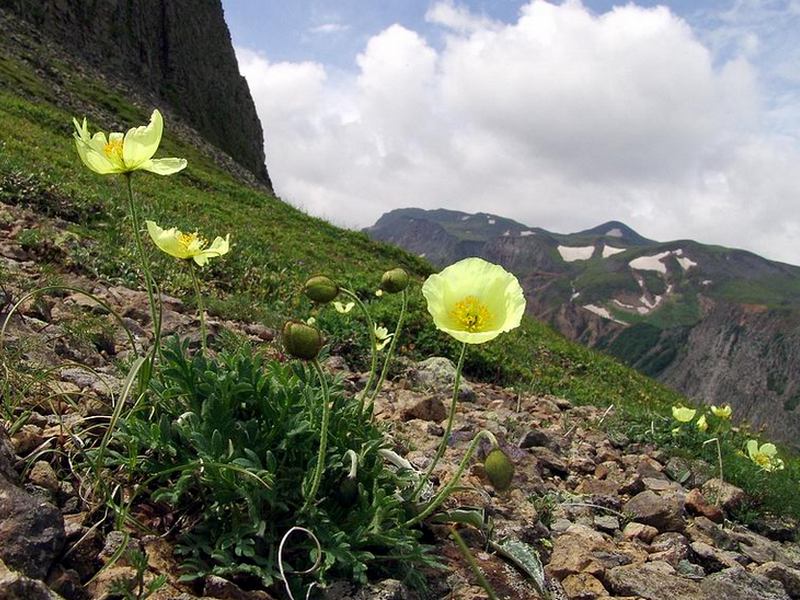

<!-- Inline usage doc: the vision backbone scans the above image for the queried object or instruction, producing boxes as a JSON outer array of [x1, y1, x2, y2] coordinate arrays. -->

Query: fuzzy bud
[[282, 320, 323, 360], [303, 275, 339, 304], [484, 448, 514, 492], [379, 268, 409, 294]]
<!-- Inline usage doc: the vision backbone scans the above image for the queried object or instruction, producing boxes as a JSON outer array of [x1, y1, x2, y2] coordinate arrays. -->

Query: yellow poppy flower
[[696, 414, 708, 432], [746, 440, 784, 472], [146, 221, 229, 266], [72, 110, 187, 175], [710, 405, 732, 419], [422, 257, 526, 344], [672, 406, 696, 423]]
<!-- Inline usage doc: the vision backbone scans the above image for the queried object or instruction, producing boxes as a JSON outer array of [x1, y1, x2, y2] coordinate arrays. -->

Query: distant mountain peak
[[571, 221, 655, 245]]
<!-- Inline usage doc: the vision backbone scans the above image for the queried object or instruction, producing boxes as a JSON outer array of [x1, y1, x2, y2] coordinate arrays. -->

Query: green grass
[[2, 46, 799, 523]]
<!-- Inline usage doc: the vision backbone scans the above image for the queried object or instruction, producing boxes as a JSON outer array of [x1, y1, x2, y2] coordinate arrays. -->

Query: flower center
[[754, 453, 770, 468], [451, 296, 491, 332], [103, 139, 124, 161], [178, 231, 205, 252]]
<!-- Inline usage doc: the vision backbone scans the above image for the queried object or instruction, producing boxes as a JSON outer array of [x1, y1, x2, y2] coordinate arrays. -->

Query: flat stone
[[622, 522, 659, 544], [690, 541, 745, 572], [594, 515, 620, 532], [561, 572, 608, 599], [700, 567, 791, 600], [624, 490, 685, 532], [754, 562, 800, 599], [546, 524, 615, 579], [519, 429, 563, 452], [397, 392, 447, 422], [605, 561, 707, 600]]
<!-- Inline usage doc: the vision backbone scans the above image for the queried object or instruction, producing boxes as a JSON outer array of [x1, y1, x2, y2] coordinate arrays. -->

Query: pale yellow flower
[[146, 221, 229, 266], [711, 405, 732, 419], [697, 414, 708, 432], [422, 257, 525, 344], [334, 301, 355, 314], [73, 110, 187, 175], [375, 289, 384, 297], [374, 324, 393, 351], [672, 406, 696, 423], [746, 440, 784, 472]]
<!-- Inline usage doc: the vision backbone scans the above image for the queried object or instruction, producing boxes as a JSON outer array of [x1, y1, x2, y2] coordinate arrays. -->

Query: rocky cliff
[[1, 0, 271, 187]]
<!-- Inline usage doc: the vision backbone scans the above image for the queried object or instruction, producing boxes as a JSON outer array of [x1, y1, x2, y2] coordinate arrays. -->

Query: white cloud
[[236, 1, 800, 265], [309, 23, 350, 34]]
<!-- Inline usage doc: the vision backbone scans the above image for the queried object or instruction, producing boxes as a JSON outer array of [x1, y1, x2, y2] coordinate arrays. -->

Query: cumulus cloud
[[236, 1, 799, 265]]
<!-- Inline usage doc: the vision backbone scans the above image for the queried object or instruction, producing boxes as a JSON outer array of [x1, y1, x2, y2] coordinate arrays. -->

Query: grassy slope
[[1, 49, 798, 521]]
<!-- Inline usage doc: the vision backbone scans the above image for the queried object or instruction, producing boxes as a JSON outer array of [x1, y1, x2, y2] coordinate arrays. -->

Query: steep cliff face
[[2, 0, 270, 187]]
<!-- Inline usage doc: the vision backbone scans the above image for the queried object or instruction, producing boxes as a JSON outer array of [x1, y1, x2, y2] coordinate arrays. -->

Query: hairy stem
[[366, 289, 407, 414], [124, 174, 161, 358], [188, 264, 207, 353], [341, 288, 378, 414], [303, 359, 332, 512], [411, 341, 467, 502]]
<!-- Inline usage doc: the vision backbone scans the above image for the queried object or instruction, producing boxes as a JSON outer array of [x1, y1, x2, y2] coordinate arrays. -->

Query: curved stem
[[340, 288, 377, 414], [410, 341, 467, 501], [366, 289, 407, 415], [302, 359, 331, 512], [124, 174, 161, 356], [406, 429, 498, 526], [188, 264, 207, 353]]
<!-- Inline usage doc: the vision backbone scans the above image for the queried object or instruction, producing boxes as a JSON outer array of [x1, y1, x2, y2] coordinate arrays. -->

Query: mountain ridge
[[366, 207, 800, 448]]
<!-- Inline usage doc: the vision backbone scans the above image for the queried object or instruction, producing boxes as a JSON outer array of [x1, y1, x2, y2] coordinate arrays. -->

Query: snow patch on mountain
[[583, 304, 626, 324], [629, 249, 697, 273], [602, 245, 626, 258], [558, 245, 595, 262]]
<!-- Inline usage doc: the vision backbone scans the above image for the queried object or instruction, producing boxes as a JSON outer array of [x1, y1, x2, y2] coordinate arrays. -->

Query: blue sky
[[221, 1, 800, 265]]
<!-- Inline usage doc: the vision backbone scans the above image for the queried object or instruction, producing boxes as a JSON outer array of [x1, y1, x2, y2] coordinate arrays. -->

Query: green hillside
[[1, 37, 798, 523]]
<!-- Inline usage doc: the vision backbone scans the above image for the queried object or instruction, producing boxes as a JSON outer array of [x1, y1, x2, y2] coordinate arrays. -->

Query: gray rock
[[0, 426, 16, 481], [407, 357, 475, 401], [594, 515, 620, 532], [0, 474, 65, 579], [0, 558, 64, 600], [624, 490, 685, 532], [605, 561, 707, 600], [701, 567, 791, 600], [519, 429, 563, 452], [702, 478, 745, 512], [754, 562, 800, 599]]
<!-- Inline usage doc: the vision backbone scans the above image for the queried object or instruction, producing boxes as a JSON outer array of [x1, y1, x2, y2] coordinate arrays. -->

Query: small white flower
[[374, 324, 393, 351], [334, 301, 354, 314]]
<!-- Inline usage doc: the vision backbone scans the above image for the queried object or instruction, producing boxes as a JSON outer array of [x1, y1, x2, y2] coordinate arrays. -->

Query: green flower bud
[[380, 268, 409, 294], [303, 275, 339, 303], [484, 448, 514, 492], [282, 320, 323, 360]]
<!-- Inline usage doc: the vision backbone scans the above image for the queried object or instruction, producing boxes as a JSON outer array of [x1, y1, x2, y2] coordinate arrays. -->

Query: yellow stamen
[[451, 296, 491, 332], [178, 231, 205, 251], [103, 138, 124, 160]]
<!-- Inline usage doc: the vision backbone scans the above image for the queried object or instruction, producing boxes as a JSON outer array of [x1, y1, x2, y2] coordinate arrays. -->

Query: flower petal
[[123, 109, 163, 167], [140, 157, 188, 176], [74, 138, 117, 174], [146, 220, 191, 259]]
